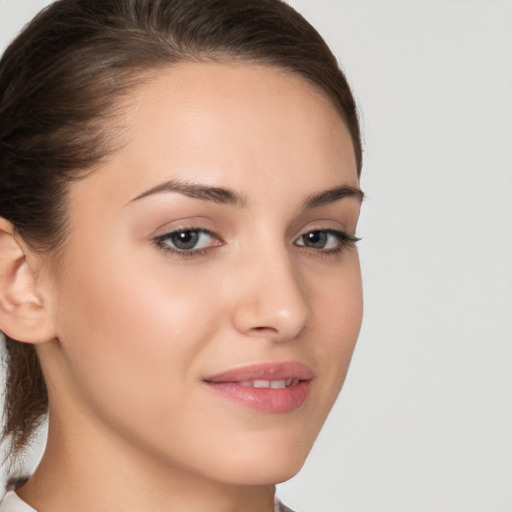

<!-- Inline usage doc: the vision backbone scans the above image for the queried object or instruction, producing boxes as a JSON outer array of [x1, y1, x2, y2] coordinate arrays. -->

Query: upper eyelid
[[294, 227, 357, 240], [154, 226, 355, 240], [154, 225, 218, 239], [152, 222, 359, 247], [295, 229, 359, 244]]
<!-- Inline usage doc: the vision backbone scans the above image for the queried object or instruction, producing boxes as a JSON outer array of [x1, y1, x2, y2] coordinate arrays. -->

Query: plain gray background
[[1, 1, 511, 511]]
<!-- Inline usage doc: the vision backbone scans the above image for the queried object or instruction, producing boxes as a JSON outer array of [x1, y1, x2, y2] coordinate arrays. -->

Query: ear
[[0, 218, 57, 344]]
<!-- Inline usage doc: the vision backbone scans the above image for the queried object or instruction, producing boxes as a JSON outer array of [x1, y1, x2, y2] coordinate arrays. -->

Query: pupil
[[171, 231, 199, 250], [305, 231, 327, 248]]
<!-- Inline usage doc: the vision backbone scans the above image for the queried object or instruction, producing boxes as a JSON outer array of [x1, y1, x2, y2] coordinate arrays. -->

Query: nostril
[[251, 326, 278, 333]]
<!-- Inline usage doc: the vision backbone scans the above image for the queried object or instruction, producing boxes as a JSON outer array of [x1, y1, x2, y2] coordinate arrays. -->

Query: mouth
[[203, 362, 313, 414]]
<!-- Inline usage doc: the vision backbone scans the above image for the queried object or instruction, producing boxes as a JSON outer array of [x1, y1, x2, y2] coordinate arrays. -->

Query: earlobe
[[0, 218, 56, 344]]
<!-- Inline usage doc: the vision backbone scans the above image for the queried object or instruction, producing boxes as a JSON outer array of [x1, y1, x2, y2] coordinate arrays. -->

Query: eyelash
[[153, 227, 360, 260], [153, 228, 219, 259], [296, 229, 360, 258]]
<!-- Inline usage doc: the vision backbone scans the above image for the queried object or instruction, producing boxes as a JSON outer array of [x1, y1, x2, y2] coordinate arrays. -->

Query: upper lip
[[204, 361, 314, 383]]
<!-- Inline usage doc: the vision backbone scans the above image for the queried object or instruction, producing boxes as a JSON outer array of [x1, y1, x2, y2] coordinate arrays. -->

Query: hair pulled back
[[0, 0, 362, 475]]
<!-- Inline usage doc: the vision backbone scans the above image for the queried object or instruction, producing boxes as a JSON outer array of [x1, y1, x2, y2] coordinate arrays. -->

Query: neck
[[17, 413, 276, 512]]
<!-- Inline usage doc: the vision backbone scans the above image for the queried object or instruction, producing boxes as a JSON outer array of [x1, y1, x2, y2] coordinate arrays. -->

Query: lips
[[205, 361, 313, 382], [203, 362, 313, 414]]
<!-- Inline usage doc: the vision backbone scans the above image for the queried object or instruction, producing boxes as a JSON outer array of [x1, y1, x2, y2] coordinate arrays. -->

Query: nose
[[230, 248, 310, 342]]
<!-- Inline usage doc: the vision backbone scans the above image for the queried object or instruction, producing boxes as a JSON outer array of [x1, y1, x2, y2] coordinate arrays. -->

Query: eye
[[154, 228, 221, 256], [295, 229, 359, 253]]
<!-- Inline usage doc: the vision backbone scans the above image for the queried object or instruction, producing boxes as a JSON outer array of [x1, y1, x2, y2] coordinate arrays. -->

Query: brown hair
[[0, 0, 362, 475]]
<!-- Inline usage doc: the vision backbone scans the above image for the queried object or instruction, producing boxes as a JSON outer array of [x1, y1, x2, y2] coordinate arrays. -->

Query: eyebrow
[[302, 185, 365, 208], [129, 179, 248, 207], [128, 179, 364, 208], [303, 185, 364, 209]]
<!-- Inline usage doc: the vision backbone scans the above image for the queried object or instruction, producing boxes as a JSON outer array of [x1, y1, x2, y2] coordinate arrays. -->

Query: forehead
[[70, 62, 358, 208]]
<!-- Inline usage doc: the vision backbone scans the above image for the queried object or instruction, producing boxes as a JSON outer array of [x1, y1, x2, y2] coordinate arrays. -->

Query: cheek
[[311, 253, 363, 392], [52, 241, 223, 421], [314, 252, 363, 342]]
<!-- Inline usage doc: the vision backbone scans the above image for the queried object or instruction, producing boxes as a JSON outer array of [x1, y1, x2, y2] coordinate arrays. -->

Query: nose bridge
[[231, 239, 310, 341]]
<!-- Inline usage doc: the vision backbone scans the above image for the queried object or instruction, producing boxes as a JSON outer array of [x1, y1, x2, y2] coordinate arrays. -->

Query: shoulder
[[0, 491, 37, 512]]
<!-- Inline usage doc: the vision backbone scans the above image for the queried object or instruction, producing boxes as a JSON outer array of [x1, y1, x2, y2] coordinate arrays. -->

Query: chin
[[248, 459, 307, 486], [207, 438, 312, 486], [218, 460, 307, 487]]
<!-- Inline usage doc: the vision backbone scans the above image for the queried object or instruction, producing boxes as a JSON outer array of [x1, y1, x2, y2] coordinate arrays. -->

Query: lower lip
[[204, 381, 311, 414]]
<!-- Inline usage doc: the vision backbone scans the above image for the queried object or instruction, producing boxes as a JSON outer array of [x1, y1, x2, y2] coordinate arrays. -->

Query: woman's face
[[39, 62, 363, 485]]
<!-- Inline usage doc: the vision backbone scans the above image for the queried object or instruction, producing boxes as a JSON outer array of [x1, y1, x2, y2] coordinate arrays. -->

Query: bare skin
[[1, 62, 363, 512]]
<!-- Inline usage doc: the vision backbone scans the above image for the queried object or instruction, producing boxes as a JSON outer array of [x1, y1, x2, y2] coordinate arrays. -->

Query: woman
[[0, 1, 363, 510]]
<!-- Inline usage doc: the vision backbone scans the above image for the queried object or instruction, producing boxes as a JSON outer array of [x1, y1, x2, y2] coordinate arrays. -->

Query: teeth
[[253, 380, 270, 388], [239, 379, 297, 388]]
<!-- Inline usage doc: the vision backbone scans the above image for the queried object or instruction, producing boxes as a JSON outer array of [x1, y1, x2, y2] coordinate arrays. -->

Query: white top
[[0, 490, 294, 512], [0, 492, 36, 512]]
